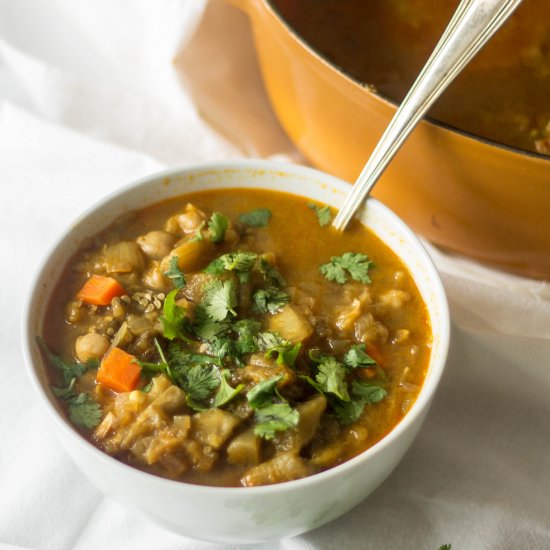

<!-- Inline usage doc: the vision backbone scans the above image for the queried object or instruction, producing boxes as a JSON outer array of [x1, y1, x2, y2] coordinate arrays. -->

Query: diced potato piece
[[275, 394, 327, 453], [161, 238, 214, 274], [102, 241, 146, 274], [181, 273, 214, 303], [267, 304, 313, 343], [151, 385, 187, 414], [226, 427, 261, 466], [241, 452, 313, 487], [192, 409, 242, 450], [311, 426, 369, 468]]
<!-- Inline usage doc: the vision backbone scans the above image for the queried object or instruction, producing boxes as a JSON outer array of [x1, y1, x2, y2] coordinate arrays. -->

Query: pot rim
[[262, 0, 550, 163]]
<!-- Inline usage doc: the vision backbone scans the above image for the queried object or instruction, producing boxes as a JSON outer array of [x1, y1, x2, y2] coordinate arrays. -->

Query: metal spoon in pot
[[332, 0, 522, 231]]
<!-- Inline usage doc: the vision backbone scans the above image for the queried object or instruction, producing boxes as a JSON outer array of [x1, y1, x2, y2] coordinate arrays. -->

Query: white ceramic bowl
[[22, 160, 450, 544]]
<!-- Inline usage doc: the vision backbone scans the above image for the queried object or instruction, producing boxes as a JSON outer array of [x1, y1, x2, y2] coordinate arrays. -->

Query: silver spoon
[[332, 0, 522, 231]]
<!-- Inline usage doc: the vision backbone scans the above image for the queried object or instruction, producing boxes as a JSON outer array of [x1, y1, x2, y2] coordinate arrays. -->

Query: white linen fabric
[[1, 1, 549, 549]]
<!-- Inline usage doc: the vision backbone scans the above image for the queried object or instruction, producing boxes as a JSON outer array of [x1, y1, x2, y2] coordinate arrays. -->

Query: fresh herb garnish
[[181, 365, 220, 402], [160, 289, 193, 342], [253, 403, 299, 440], [190, 220, 206, 242], [204, 251, 258, 284], [213, 370, 244, 407], [208, 212, 229, 243], [252, 288, 290, 314], [164, 256, 186, 289], [308, 202, 331, 227], [319, 252, 374, 284], [202, 279, 238, 321], [239, 208, 272, 227], [246, 375, 299, 439], [344, 343, 386, 380], [258, 257, 286, 287], [37, 338, 102, 430], [314, 356, 350, 401], [332, 380, 387, 425]]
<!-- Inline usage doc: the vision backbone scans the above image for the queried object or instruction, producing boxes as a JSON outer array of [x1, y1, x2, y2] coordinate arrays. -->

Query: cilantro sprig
[[308, 202, 331, 227], [202, 279, 238, 321], [208, 212, 229, 243], [252, 288, 289, 314], [164, 256, 186, 289], [38, 338, 102, 429], [320, 252, 374, 284], [239, 208, 272, 227]]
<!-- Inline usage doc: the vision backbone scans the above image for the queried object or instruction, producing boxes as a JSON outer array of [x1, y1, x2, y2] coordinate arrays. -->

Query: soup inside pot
[[272, 0, 550, 155]]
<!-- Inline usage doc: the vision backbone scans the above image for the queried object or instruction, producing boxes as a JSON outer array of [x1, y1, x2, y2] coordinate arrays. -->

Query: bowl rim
[[21, 158, 450, 496], [263, 0, 550, 163]]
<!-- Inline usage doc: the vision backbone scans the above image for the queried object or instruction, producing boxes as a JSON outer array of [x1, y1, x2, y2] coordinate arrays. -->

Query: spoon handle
[[332, 0, 522, 231]]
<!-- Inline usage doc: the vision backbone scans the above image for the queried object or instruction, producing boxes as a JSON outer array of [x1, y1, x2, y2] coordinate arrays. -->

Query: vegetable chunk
[[77, 275, 126, 306], [97, 347, 141, 393], [267, 304, 313, 343], [241, 452, 313, 486]]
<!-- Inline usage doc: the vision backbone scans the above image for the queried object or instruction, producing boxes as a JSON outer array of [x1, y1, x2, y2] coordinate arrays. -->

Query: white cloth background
[[1, 1, 549, 549]]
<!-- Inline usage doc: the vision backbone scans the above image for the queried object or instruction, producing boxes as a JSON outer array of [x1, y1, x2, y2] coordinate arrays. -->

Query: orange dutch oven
[[226, 0, 550, 280]]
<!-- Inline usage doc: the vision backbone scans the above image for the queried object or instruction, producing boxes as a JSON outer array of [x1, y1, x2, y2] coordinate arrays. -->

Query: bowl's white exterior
[[22, 160, 450, 543]]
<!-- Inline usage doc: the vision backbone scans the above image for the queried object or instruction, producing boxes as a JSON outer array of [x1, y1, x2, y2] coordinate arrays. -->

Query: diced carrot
[[97, 347, 141, 393], [77, 275, 126, 306]]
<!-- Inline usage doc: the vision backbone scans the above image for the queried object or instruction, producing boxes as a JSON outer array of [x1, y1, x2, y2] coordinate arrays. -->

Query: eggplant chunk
[[226, 427, 261, 466], [241, 452, 313, 487], [192, 409, 242, 450], [267, 304, 313, 343], [274, 394, 327, 453]]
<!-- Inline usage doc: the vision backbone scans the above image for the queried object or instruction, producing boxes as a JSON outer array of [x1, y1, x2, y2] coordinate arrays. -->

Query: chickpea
[[177, 204, 207, 233], [143, 261, 170, 291], [75, 333, 110, 362], [137, 230, 176, 260]]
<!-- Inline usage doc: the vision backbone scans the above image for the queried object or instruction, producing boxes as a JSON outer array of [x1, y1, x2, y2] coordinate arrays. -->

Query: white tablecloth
[[1, 1, 549, 549]]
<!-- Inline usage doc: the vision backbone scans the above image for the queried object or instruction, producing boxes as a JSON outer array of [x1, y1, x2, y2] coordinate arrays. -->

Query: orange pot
[[227, 0, 550, 280]]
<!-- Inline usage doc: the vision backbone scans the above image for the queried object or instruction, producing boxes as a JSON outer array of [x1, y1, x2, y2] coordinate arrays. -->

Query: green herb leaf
[[252, 288, 290, 314], [202, 279, 238, 321], [68, 393, 102, 429], [51, 378, 76, 399], [181, 365, 220, 401], [344, 344, 376, 369], [257, 257, 286, 287], [204, 251, 258, 276], [37, 337, 94, 384], [239, 208, 272, 227], [315, 356, 350, 401], [213, 370, 244, 408], [208, 212, 229, 243], [246, 375, 284, 409], [319, 252, 374, 284], [438, 545, 452, 550], [233, 319, 261, 355], [190, 220, 206, 242], [253, 403, 299, 439], [308, 202, 331, 227], [351, 380, 387, 404], [161, 289, 192, 341], [332, 397, 365, 425], [164, 256, 186, 289]]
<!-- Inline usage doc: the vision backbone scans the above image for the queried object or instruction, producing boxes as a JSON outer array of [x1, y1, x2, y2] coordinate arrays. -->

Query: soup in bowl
[[22, 161, 450, 542]]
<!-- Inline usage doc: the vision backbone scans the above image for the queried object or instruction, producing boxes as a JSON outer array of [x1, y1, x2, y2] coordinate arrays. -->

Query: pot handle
[[224, 0, 252, 14]]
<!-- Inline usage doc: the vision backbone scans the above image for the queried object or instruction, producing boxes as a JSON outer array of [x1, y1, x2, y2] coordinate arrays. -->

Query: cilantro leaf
[[438, 545, 452, 550], [253, 403, 299, 439], [258, 257, 286, 287], [160, 289, 192, 341], [193, 305, 231, 341], [315, 357, 350, 401], [190, 220, 206, 242], [319, 252, 373, 284], [213, 370, 244, 407], [181, 365, 220, 401], [332, 397, 365, 425], [266, 342, 302, 367], [344, 344, 377, 369], [51, 378, 76, 399], [252, 288, 290, 314], [37, 337, 93, 384], [239, 208, 272, 227], [256, 331, 285, 351], [246, 375, 284, 408], [204, 251, 258, 276], [351, 380, 387, 404], [164, 256, 186, 289], [202, 279, 237, 321], [68, 393, 102, 429], [308, 202, 331, 227], [233, 319, 261, 355], [208, 212, 229, 243]]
